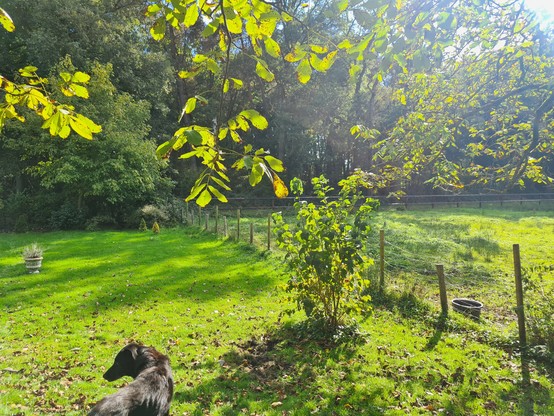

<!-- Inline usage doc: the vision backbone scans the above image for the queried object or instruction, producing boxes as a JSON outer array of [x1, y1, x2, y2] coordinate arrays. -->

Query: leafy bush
[[139, 217, 148, 232], [523, 265, 554, 362], [49, 202, 85, 230], [14, 214, 29, 233], [273, 171, 377, 334]]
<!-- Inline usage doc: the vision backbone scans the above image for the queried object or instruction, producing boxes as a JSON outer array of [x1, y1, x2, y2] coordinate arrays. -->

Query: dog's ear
[[103, 343, 141, 381]]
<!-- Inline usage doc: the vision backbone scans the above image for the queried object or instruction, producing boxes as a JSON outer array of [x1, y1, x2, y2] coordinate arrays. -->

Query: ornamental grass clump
[[273, 171, 378, 336]]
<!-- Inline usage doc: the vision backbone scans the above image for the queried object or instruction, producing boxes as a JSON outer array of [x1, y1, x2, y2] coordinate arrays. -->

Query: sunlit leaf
[[185, 182, 207, 202], [202, 20, 219, 37], [208, 185, 228, 203], [185, 97, 197, 114], [71, 71, 90, 83], [226, 14, 243, 34], [264, 37, 281, 58], [265, 155, 284, 172], [249, 163, 264, 186], [0, 7, 15, 32], [239, 109, 268, 130], [150, 17, 166, 40], [196, 188, 213, 206], [70, 84, 89, 99], [184, 4, 200, 27], [273, 174, 289, 198], [255, 60, 275, 82], [297, 58, 312, 84]]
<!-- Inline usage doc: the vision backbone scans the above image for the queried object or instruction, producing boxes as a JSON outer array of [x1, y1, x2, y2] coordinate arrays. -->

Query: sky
[[524, 0, 554, 26]]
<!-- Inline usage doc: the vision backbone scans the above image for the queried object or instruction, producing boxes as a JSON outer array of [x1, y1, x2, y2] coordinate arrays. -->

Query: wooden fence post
[[436, 264, 448, 315], [224, 216, 228, 238], [250, 223, 254, 244], [267, 214, 271, 251], [513, 244, 527, 349], [379, 230, 385, 290], [205, 213, 209, 231], [236, 209, 241, 241], [214, 206, 219, 234]]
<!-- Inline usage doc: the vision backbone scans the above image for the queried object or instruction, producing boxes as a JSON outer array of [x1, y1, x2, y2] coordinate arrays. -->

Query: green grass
[[0, 212, 553, 415]]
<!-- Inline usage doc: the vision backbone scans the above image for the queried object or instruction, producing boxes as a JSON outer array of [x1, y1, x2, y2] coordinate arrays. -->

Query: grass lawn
[[0, 210, 553, 415]]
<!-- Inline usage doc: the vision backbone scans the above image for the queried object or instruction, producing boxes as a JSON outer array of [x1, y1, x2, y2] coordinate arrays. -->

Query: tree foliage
[[1, 0, 553, 215]]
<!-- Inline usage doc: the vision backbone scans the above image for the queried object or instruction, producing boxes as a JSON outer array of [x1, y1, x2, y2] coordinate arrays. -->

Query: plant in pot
[[22, 243, 44, 273]]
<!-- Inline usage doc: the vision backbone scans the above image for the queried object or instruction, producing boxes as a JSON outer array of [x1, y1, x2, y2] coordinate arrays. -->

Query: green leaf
[[185, 129, 203, 146], [69, 114, 101, 140], [337, 39, 353, 49], [349, 64, 362, 77], [208, 185, 228, 203], [202, 20, 219, 37], [226, 14, 243, 34], [58, 124, 71, 139], [71, 71, 90, 83], [70, 84, 89, 99], [211, 176, 232, 191], [68, 115, 90, 139], [335, 0, 349, 13], [185, 97, 197, 114], [281, 12, 293, 22], [284, 43, 307, 62], [19, 66, 38, 77], [297, 58, 312, 84], [156, 138, 177, 158], [184, 4, 200, 27], [150, 17, 166, 41], [310, 45, 328, 54], [230, 78, 243, 89], [185, 182, 207, 202], [0, 7, 15, 32], [264, 37, 281, 58], [196, 188, 213, 206], [146, 4, 162, 15], [249, 163, 264, 186], [239, 109, 268, 130], [255, 60, 275, 82], [265, 155, 284, 172]]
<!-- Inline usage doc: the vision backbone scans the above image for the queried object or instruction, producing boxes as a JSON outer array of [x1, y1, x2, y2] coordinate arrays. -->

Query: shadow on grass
[[0, 230, 279, 313], [174, 323, 386, 415]]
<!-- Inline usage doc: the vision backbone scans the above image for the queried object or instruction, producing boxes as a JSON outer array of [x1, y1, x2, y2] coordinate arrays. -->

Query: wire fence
[[190, 192, 554, 211]]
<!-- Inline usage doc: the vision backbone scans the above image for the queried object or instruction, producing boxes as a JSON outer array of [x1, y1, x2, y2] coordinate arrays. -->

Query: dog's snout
[[103, 362, 123, 381]]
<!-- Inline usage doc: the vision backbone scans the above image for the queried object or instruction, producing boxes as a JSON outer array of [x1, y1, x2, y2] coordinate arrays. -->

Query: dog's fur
[[88, 343, 173, 416]]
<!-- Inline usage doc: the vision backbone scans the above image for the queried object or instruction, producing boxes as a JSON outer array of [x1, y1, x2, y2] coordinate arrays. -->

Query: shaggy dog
[[88, 343, 173, 416]]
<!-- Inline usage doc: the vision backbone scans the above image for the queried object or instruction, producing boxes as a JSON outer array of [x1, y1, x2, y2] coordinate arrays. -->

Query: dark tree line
[[1, 0, 552, 230]]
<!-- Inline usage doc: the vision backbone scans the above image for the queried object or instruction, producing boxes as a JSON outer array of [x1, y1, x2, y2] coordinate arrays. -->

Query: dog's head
[[103, 343, 147, 381]]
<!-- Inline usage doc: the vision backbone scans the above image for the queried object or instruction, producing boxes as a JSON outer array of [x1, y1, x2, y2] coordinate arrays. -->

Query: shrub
[[273, 171, 377, 334], [141, 204, 169, 223], [139, 218, 148, 232], [152, 221, 160, 234], [14, 214, 29, 233], [49, 202, 85, 230]]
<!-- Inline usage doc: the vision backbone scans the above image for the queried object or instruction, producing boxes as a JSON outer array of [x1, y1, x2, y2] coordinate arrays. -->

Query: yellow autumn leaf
[[273, 174, 289, 198]]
